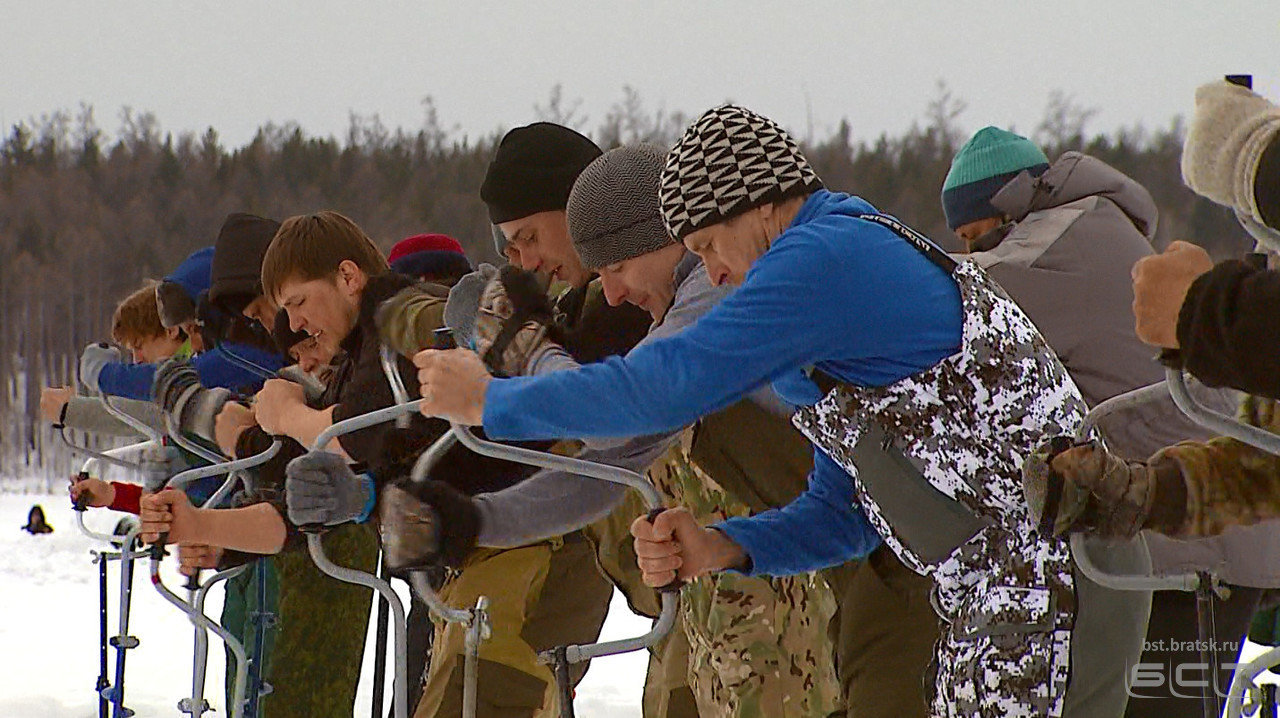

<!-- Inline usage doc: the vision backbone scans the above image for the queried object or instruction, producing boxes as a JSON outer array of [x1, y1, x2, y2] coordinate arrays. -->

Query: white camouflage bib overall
[[793, 215, 1087, 718]]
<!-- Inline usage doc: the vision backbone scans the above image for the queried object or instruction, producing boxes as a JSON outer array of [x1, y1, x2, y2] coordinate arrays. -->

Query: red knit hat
[[388, 233, 465, 263]]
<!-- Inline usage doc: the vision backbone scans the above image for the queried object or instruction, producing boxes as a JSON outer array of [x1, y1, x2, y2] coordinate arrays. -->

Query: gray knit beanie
[[660, 105, 823, 241], [567, 144, 675, 270]]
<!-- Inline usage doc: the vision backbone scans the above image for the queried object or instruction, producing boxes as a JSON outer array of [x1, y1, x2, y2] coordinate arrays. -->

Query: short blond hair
[[111, 280, 166, 347]]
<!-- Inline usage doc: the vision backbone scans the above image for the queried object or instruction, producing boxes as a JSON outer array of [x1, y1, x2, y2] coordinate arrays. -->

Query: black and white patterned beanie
[[660, 105, 823, 241], [567, 144, 674, 270]]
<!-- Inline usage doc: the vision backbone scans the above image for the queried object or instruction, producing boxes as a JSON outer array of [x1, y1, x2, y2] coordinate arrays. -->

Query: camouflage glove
[[378, 479, 479, 571], [472, 265, 564, 377], [1023, 439, 1159, 538]]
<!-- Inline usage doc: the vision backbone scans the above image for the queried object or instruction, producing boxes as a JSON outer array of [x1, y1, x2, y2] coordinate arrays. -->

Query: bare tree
[[534, 84, 588, 131]]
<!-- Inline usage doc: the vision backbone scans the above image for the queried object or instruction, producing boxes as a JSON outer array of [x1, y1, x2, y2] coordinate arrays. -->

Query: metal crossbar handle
[[1069, 534, 1200, 592], [98, 392, 165, 446], [1075, 381, 1172, 441], [164, 413, 228, 466], [305, 534, 407, 718], [1069, 381, 1215, 594], [313, 400, 423, 451], [442, 425, 677, 663], [76, 442, 156, 546], [188, 565, 250, 717], [450, 425, 664, 510], [151, 558, 247, 718], [380, 346, 412, 429], [147, 438, 279, 716], [409, 571, 473, 625], [60, 390, 171, 473], [165, 441, 281, 493], [306, 394, 412, 718], [1166, 367, 1280, 456], [160, 414, 245, 511], [1228, 645, 1280, 718], [1068, 375, 1241, 718], [375, 346, 483, 717], [60, 426, 150, 473]]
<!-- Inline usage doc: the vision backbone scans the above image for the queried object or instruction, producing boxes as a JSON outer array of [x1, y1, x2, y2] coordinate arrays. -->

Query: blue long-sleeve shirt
[[97, 342, 283, 400], [484, 190, 964, 575]]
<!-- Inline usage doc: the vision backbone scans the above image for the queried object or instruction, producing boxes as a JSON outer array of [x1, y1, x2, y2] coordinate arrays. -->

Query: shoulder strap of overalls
[[855, 212, 959, 272], [808, 212, 957, 394]]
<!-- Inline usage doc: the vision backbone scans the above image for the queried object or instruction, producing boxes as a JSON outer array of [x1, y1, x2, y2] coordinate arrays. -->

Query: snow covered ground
[[8, 489, 1280, 717], [0, 491, 647, 717]]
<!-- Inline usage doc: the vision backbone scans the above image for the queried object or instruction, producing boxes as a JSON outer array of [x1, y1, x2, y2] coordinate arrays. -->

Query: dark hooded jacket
[[235, 272, 542, 552], [328, 272, 544, 495]]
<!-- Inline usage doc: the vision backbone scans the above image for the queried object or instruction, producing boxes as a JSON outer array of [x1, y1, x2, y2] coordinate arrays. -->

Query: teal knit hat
[[942, 126, 1049, 229]]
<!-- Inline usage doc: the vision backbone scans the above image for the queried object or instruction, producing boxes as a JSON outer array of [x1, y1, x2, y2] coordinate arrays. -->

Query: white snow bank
[[0, 491, 647, 717]]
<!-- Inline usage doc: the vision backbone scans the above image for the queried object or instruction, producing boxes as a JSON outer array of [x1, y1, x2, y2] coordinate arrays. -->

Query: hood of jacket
[[993, 152, 1158, 241], [340, 271, 421, 356]]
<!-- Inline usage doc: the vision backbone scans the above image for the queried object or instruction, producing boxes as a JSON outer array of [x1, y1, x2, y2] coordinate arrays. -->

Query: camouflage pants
[[649, 440, 842, 717]]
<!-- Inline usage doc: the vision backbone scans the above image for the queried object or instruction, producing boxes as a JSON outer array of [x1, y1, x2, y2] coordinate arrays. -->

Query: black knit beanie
[[480, 123, 602, 225], [208, 213, 282, 314], [272, 308, 310, 358], [568, 144, 674, 270]]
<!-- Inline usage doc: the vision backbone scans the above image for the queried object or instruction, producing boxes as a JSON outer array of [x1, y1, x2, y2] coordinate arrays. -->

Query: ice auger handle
[[645, 507, 687, 593], [73, 471, 92, 512]]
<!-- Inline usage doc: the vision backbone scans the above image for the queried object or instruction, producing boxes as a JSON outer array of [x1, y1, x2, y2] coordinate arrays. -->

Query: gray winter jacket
[[473, 253, 729, 548], [970, 151, 1275, 586], [61, 394, 164, 439]]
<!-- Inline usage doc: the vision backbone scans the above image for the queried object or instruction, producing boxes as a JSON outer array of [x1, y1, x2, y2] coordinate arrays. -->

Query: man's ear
[[166, 325, 183, 341], [337, 259, 367, 294]]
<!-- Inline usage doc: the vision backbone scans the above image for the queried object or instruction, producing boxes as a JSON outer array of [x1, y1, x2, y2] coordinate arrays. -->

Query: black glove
[[370, 421, 442, 485], [378, 479, 479, 570]]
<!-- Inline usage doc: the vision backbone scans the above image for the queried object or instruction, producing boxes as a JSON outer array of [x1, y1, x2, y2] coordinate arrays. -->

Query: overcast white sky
[[3, 1, 1278, 148]]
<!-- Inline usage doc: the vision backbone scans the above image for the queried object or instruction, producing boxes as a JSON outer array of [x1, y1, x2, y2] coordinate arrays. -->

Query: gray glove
[[285, 451, 374, 527], [79, 343, 124, 393], [1182, 80, 1280, 222], [443, 263, 498, 347]]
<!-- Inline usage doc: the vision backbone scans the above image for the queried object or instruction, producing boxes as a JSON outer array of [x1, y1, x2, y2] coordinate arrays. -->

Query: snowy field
[[0, 491, 648, 717], [8, 489, 1280, 717]]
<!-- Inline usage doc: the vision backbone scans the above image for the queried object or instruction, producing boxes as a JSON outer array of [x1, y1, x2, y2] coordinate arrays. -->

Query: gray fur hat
[[567, 144, 675, 270]]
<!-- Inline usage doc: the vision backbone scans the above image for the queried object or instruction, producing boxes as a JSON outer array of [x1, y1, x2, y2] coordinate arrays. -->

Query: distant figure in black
[[22, 504, 53, 535]]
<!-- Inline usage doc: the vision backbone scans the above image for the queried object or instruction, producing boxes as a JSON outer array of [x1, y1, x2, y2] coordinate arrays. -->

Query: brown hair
[[111, 280, 167, 347], [260, 211, 389, 302]]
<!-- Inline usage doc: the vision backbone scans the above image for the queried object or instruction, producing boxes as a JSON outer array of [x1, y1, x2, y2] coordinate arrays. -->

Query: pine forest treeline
[[0, 85, 1246, 487]]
